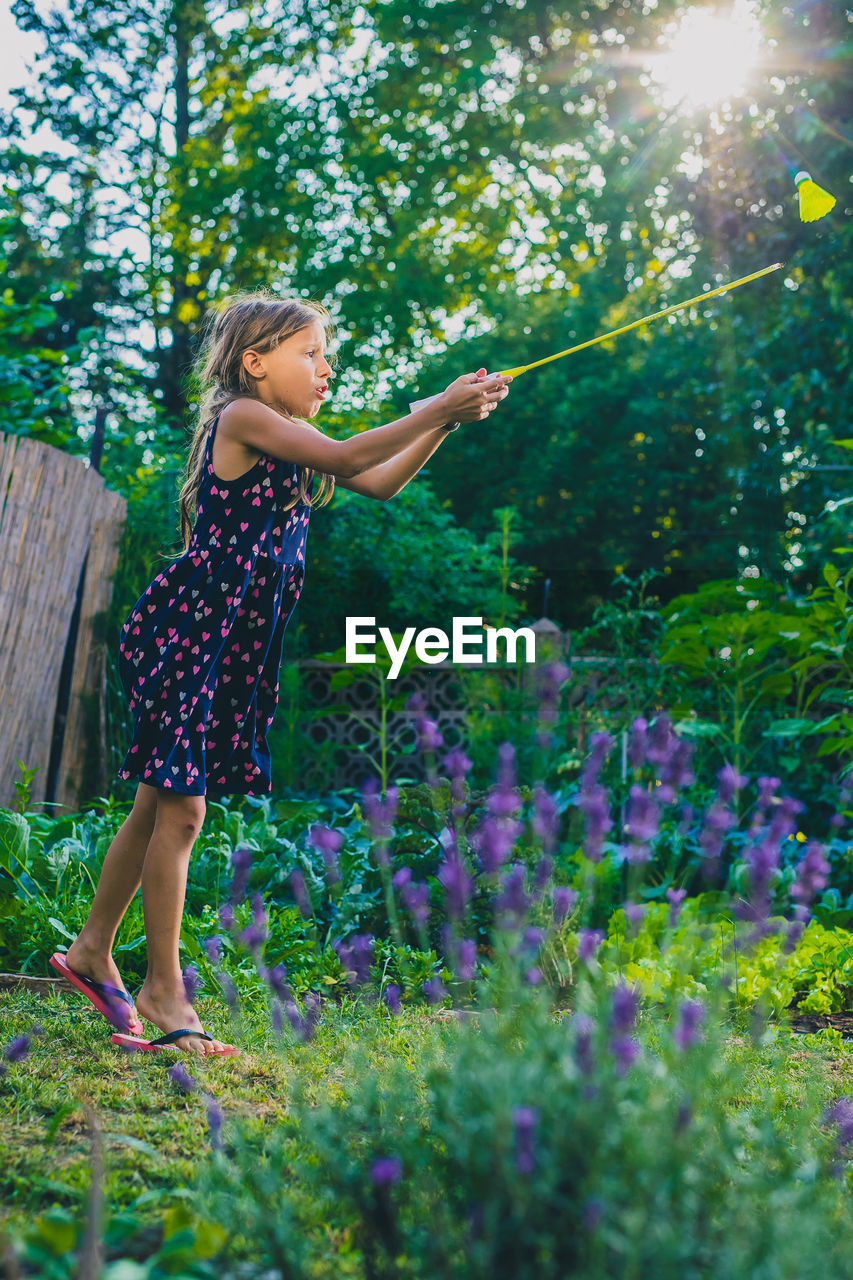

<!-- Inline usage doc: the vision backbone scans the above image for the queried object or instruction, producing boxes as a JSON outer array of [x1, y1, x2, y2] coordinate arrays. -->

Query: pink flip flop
[[111, 1028, 241, 1056], [49, 951, 144, 1035]]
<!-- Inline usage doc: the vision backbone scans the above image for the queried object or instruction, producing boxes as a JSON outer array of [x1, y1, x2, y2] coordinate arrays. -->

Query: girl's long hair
[[173, 289, 337, 553]]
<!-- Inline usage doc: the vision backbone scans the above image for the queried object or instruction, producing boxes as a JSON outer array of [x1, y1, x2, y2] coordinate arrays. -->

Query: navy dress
[[116, 410, 312, 797]]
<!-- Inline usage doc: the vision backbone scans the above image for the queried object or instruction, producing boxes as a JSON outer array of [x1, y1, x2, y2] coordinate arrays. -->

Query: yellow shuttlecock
[[794, 171, 836, 223]]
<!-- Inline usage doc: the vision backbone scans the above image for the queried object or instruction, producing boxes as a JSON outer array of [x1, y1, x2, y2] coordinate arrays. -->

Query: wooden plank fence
[[0, 431, 126, 813]]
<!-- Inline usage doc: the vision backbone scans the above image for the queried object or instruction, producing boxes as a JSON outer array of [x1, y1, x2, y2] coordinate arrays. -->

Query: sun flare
[[650, 3, 762, 108]]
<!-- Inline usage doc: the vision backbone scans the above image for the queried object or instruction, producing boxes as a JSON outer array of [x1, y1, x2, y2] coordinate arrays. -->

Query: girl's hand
[[441, 369, 513, 422]]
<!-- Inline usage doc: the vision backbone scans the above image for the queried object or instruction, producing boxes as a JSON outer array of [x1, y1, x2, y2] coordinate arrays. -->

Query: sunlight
[[650, 3, 762, 108]]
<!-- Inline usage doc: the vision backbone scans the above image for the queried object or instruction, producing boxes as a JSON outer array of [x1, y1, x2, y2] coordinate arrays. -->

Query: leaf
[[0, 810, 29, 876], [48, 916, 77, 942]]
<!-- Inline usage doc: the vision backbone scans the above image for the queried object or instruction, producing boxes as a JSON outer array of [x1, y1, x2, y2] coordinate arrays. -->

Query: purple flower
[[263, 963, 292, 1002], [532, 785, 560, 855], [717, 763, 749, 805], [238, 891, 269, 952], [334, 933, 375, 986], [646, 712, 674, 765], [362, 779, 398, 841], [610, 1036, 639, 1074], [437, 844, 473, 921], [525, 966, 542, 985], [422, 976, 448, 1004], [284, 991, 323, 1042], [790, 842, 830, 908], [552, 885, 578, 925], [308, 823, 344, 855], [623, 901, 646, 934], [609, 983, 639, 1034], [578, 733, 614, 862], [825, 1097, 853, 1149], [628, 717, 648, 769], [622, 785, 659, 862], [657, 737, 695, 805], [442, 748, 473, 780], [168, 1061, 197, 1094], [470, 815, 524, 874], [289, 868, 312, 917], [204, 935, 222, 965], [371, 1156, 403, 1187], [383, 983, 401, 1014], [3, 1034, 31, 1063], [216, 971, 238, 1009], [512, 1106, 540, 1175], [578, 928, 605, 963], [206, 1095, 224, 1152], [494, 863, 531, 927], [182, 964, 201, 1004], [456, 937, 478, 982], [667, 887, 687, 927], [574, 1014, 595, 1076], [532, 854, 554, 897], [229, 845, 253, 902], [400, 878, 430, 928], [219, 902, 235, 931], [673, 998, 706, 1050]]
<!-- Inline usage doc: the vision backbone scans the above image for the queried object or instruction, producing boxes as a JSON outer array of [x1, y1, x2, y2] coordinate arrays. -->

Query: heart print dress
[[116, 410, 312, 797]]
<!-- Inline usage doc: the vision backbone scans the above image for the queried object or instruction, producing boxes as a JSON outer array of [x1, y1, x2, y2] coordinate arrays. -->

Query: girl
[[51, 290, 512, 1058]]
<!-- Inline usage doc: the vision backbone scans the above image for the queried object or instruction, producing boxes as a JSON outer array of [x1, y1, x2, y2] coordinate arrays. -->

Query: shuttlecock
[[794, 171, 836, 223]]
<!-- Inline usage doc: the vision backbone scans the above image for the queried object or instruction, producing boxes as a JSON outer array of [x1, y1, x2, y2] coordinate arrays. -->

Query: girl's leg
[[64, 782, 159, 999], [134, 790, 232, 1057]]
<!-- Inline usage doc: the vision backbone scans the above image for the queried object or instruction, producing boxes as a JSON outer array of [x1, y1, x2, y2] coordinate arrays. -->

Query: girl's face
[[242, 320, 335, 418]]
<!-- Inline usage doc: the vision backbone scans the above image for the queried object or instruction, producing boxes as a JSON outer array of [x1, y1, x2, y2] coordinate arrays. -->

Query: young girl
[[51, 290, 512, 1058]]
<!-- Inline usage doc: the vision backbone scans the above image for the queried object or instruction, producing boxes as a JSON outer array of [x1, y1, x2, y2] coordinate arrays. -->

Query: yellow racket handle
[[496, 261, 785, 379]]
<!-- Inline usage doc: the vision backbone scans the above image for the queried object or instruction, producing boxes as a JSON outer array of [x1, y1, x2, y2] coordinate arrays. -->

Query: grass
[[4, 980, 853, 1274]]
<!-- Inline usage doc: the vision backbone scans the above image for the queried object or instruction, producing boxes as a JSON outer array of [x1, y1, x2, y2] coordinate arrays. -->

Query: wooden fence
[[0, 431, 126, 812]]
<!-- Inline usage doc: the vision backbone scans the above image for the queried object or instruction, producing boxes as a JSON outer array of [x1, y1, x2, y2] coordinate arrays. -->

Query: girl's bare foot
[[135, 982, 234, 1056]]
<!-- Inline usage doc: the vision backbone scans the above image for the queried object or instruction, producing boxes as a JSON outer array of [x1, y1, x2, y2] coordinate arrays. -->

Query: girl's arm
[[331, 423, 449, 501], [219, 374, 510, 478]]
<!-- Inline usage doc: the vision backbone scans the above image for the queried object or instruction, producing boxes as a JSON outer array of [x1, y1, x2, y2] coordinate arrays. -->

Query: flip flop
[[49, 951, 144, 1035], [111, 1028, 241, 1056]]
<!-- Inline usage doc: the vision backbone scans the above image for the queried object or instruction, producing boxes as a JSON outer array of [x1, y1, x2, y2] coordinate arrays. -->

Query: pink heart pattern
[[115, 409, 311, 798]]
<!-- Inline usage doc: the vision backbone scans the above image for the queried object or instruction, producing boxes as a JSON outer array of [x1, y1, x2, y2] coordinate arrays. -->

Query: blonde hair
[[172, 288, 337, 553]]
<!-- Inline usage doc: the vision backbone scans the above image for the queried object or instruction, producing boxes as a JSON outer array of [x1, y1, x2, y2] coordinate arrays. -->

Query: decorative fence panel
[[0, 432, 126, 812]]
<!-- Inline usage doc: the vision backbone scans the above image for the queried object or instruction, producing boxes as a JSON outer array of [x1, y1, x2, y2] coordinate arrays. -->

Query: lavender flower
[[673, 998, 706, 1050], [422, 976, 448, 1004], [216, 971, 238, 1009], [168, 1061, 197, 1094], [3, 1034, 31, 1063], [470, 814, 524, 874], [182, 964, 201, 1004], [512, 1106, 540, 1175], [263, 963, 292, 1002], [623, 901, 646, 934], [371, 1156, 403, 1187], [525, 967, 542, 985], [610, 1036, 639, 1074], [334, 933, 375, 986], [667, 887, 687, 927], [573, 1013, 595, 1076], [609, 983, 639, 1034], [532, 854, 554, 898], [383, 983, 401, 1014], [657, 737, 695, 805], [437, 841, 474, 921], [578, 732, 614, 862], [399, 878, 431, 929], [494, 863, 531, 928], [206, 1095, 224, 1152], [204, 935, 222, 965], [578, 928, 605, 963], [790, 841, 830, 907], [219, 902, 235, 931], [627, 717, 648, 770], [237, 891, 269, 953], [361, 778, 398, 842], [229, 845, 253, 902], [646, 712, 674, 765], [532, 785, 560, 856], [552, 885, 578, 926], [622, 785, 659, 863], [289, 868, 312, 917]]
